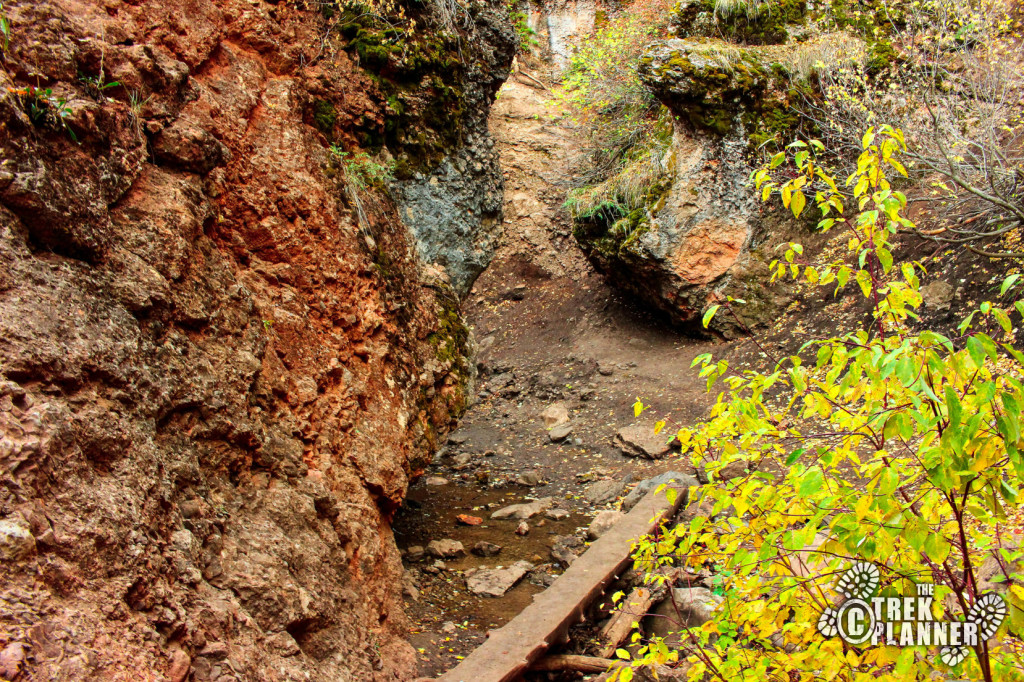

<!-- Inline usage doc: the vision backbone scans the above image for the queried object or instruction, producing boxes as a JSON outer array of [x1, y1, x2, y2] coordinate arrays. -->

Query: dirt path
[[393, 69, 722, 679]]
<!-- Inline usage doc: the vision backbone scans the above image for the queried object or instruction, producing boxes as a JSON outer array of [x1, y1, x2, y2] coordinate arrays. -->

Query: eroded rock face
[[573, 39, 801, 336], [0, 0, 513, 680]]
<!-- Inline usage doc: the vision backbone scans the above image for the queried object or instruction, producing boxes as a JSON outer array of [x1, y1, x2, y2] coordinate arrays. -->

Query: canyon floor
[[392, 67, 725, 679]]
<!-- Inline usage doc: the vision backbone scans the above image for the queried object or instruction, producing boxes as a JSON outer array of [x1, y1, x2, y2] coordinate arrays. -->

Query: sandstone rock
[[406, 546, 426, 562], [716, 460, 749, 481], [517, 470, 542, 486], [472, 541, 502, 557], [167, 649, 191, 682], [547, 422, 574, 442], [466, 561, 534, 597], [491, 497, 554, 520], [550, 535, 583, 566], [544, 508, 570, 521], [585, 479, 625, 506], [623, 472, 697, 511], [425, 476, 450, 486], [0, 518, 35, 561], [427, 539, 466, 559], [587, 510, 624, 540], [0, 642, 26, 680], [647, 588, 724, 643], [921, 280, 955, 311], [541, 402, 570, 428], [614, 425, 671, 459], [516, 521, 530, 536]]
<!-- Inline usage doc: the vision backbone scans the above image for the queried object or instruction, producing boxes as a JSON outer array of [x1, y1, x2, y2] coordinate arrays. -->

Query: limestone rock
[[0, 518, 35, 561], [623, 471, 697, 511], [472, 541, 502, 557], [587, 510, 624, 540], [548, 422, 574, 442], [585, 479, 625, 506], [466, 561, 534, 597], [647, 588, 724, 643], [541, 402, 570, 428], [491, 497, 554, 520], [427, 539, 466, 559], [614, 425, 671, 459]]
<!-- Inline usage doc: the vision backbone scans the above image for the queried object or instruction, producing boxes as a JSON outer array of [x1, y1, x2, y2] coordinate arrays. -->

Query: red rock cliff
[[0, 0, 513, 679]]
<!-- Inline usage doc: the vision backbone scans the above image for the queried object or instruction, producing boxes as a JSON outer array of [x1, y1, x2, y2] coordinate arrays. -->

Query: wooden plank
[[435, 486, 684, 682]]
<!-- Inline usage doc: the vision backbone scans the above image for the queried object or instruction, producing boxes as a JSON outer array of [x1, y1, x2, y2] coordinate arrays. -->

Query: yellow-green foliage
[[620, 128, 1024, 682]]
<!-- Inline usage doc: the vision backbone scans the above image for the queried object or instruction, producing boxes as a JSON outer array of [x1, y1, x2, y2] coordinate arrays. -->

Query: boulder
[[622, 472, 697, 511], [571, 38, 799, 336], [491, 497, 554, 520], [541, 402, 570, 428], [426, 539, 466, 559], [466, 561, 534, 597], [585, 479, 625, 506], [614, 425, 671, 459], [646, 587, 724, 643], [587, 510, 624, 540]]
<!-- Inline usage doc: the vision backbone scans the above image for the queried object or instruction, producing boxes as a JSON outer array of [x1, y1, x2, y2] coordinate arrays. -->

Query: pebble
[[516, 521, 530, 535]]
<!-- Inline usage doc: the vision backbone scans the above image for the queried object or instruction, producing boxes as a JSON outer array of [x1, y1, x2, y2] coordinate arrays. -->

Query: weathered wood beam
[[530, 654, 626, 674]]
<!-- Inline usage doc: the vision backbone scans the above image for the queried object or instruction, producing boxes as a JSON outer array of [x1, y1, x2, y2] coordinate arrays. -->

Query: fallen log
[[434, 485, 687, 682], [594, 586, 655, 658], [530, 654, 626, 674]]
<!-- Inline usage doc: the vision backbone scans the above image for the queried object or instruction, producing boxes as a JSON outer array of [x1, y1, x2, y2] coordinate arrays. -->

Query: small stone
[[425, 476, 449, 486], [456, 514, 483, 525], [466, 561, 534, 597], [587, 510, 623, 540], [540, 402, 569, 428], [921, 279, 955, 311], [548, 422, 573, 442], [597, 361, 614, 376], [427, 539, 466, 559], [585, 479, 625, 506], [0, 518, 35, 561], [517, 470, 541, 486], [405, 545, 426, 562], [491, 497, 554, 520], [544, 508, 570, 521], [516, 521, 530, 535], [441, 621, 457, 634], [614, 425, 671, 459], [550, 535, 583, 566], [716, 460, 748, 481], [452, 453, 476, 470], [472, 541, 502, 557]]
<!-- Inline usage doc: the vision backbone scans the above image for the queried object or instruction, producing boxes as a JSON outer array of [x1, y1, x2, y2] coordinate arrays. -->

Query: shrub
[[620, 127, 1024, 681]]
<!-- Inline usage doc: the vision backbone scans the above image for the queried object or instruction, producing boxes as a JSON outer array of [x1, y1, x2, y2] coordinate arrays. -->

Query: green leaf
[[798, 467, 823, 497], [785, 448, 805, 466], [702, 305, 721, 329], [1001, 274, 1021, 297]]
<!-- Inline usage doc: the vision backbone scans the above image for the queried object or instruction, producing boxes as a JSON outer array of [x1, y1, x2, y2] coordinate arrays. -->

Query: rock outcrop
[[572, 36, 802, 336], [0, 0, 514, 680]]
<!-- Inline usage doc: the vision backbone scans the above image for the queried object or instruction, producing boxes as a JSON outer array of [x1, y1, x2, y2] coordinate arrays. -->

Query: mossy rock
[[671, 0, 808, 45]]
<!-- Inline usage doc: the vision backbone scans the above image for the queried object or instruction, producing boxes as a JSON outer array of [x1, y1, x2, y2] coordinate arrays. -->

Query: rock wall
[[0, 0, 512, 680]]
